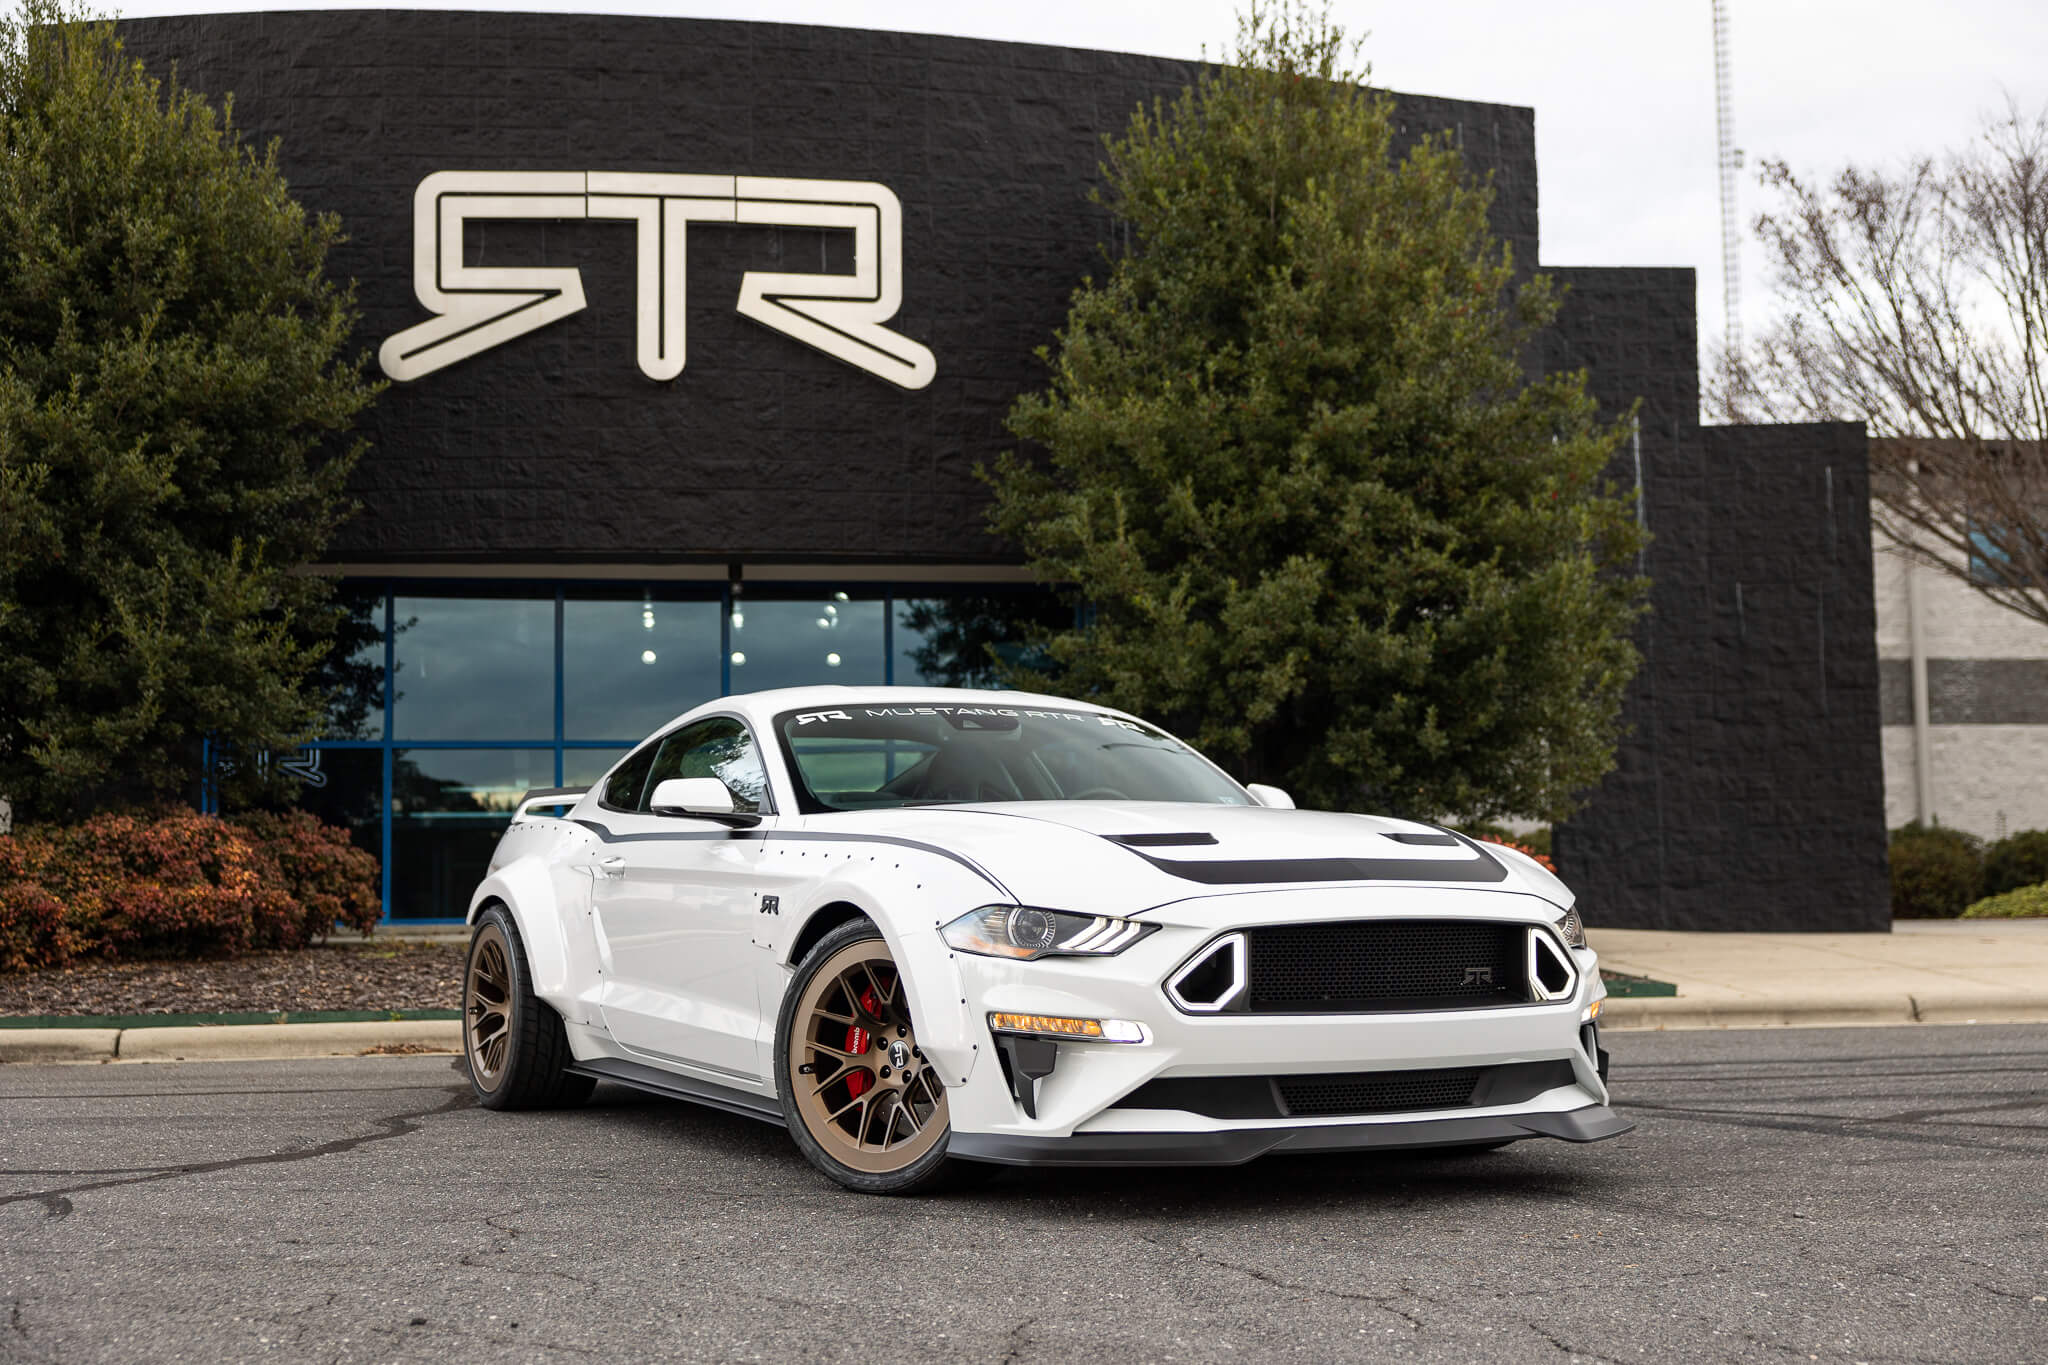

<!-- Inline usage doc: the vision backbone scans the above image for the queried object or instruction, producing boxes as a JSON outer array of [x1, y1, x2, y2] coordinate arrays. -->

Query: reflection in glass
[[392, 594, 553, 741], [894, 593, 1067, 689], [319, 587, 387, 740], [728, 596, 884, 692], [563, 746, 631, 790], [647, 719, 769, 812], [390, 748, 551, 919], [564, 595, 720, 740], [284, 747, 384, 857]]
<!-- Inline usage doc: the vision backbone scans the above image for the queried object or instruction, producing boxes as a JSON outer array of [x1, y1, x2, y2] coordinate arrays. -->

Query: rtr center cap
[[888, 1039, 910, 1070]]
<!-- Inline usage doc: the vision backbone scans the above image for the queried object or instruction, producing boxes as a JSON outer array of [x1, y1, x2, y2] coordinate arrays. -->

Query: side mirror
[[1245, 783, 1295, 810], [648, 777, 759, 826]]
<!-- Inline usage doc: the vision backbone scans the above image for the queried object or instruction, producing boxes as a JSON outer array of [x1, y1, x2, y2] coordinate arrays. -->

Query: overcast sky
[[112, 0, 2048, 361]]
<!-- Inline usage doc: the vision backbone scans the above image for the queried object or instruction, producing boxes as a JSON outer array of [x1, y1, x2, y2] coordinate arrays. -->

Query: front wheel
[[463, 905, 595, 1111], [775, 919, 962, 1194]]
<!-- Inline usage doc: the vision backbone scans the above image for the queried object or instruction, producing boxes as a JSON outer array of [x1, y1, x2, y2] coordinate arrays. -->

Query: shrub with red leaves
[[0, 808, 380, 972], [230, 809, 382, 945]]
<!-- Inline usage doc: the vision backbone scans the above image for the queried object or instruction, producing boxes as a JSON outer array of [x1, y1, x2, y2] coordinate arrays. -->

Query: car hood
[[801, 801, 1571, 916]]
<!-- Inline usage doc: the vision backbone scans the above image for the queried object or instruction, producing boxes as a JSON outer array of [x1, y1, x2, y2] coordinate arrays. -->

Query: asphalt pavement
[[2, 1025, 2044, 1363]]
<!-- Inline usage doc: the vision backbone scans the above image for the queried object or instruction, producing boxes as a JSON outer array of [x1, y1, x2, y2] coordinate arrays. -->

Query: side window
[[601, 744, 659, 812], [646, 717, 771, 814]]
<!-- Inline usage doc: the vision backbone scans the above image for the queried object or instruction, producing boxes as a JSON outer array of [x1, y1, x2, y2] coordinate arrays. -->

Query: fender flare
[[467, 857, 574, 1004], [782, 867, 980, 1087]]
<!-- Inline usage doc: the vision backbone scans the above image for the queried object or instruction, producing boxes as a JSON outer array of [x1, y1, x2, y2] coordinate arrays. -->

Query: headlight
[[1556, 904, 1587, 948], [940, 905, 1157, 960]]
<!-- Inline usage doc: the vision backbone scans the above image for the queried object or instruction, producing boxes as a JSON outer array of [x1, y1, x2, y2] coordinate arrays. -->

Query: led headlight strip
[[940, 905, 1158, 961]]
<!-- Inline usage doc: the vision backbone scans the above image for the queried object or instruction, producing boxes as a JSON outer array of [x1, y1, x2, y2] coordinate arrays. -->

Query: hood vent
[[1108, 832, 1219, 848], [1382, 831, 1459, 847]]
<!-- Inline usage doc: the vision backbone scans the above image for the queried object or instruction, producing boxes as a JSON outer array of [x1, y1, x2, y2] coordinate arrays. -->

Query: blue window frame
[[228, 578, 1062, 922]]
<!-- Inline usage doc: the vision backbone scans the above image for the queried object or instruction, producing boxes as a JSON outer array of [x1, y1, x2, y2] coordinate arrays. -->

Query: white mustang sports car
[[461, 686, 1626, 1193]]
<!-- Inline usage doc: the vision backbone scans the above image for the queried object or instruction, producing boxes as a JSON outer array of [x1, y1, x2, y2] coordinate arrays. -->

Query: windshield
[[775, 703, 1253, 814]]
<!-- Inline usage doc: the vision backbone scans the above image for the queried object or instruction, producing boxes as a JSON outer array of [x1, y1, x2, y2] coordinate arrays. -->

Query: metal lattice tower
[[1713, 0, 1743, 353]]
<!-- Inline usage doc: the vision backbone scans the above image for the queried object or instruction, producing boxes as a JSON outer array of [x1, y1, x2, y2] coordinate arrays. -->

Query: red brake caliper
[[843, 986, 880, 1099]]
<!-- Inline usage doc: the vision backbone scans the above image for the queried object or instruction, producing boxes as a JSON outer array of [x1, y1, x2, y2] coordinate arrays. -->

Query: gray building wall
[[1875, 534, 2048, 840]]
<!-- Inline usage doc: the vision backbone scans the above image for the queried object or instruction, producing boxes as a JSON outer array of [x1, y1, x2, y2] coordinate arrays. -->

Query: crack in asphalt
[[1616, 1100, 2048, 1153], [0, 1084, 474, 1218], [453, 1206, 603, 1292], [998, 1314, 1037, 1364], [1139, 1231, 1434, 1332], [1524, 1318, 1629, 1363]]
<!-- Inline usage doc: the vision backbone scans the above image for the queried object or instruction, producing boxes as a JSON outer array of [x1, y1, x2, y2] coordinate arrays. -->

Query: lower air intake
[[1277, 1067, 1483, 1117]]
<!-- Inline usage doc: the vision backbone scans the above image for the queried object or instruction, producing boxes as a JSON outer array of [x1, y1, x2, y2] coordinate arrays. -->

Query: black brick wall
[[118, 10, 1535, 566]]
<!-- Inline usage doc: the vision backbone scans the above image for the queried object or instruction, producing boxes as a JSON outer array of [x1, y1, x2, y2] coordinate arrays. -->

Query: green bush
[[1888, 822, 1983, 919], [0, 808, 379, 972], [1962, 882, 2048, 918], [1981, 830, 2048, 898]]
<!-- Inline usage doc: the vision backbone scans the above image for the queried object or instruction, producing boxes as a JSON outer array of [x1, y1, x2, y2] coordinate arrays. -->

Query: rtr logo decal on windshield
[[378, 172, 937, 390]]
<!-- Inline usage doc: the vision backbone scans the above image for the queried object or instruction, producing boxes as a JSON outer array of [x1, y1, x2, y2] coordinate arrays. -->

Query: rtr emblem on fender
[[760, 895, 780, 916]]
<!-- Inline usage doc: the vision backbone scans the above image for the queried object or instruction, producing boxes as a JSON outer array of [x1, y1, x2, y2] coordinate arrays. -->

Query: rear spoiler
[[512, 786, 590, 820]]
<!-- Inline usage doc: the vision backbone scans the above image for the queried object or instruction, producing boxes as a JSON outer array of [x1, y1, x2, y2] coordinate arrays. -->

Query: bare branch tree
[[1710, 100, 2048, 629]]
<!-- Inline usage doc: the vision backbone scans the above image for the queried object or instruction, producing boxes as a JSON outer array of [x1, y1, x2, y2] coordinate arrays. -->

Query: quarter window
[[602, 744, 659, 812]]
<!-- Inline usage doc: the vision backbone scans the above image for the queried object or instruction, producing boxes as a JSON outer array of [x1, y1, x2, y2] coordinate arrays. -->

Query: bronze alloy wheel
[[465, 920, 514, 1093], [788, 937, 949, 1175]]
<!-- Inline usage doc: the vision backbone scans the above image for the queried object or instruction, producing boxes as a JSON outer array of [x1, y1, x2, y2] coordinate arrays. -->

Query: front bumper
[[942, 886, 1618, 1161], [951, 1103, 1631, 1166]]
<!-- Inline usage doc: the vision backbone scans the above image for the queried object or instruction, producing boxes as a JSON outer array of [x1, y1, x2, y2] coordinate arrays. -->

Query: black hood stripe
[[1120, 830, 1509, 886]]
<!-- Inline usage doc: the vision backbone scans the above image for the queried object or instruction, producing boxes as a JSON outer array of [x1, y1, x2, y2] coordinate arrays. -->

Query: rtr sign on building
[[119, 10, 1890, 930]]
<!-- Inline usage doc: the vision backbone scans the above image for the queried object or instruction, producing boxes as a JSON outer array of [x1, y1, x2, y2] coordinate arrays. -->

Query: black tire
[[774, 917, 970, 1195], [463, 904, 595, 1111]]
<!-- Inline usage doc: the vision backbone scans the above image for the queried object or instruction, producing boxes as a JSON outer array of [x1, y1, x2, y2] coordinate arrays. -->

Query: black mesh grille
[[1243, 919, 1526, 1013], [1276, 1067, 1483, 1117]]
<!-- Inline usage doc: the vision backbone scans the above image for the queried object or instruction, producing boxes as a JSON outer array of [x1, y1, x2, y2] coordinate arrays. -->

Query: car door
[[590, 715, 777, 1081]]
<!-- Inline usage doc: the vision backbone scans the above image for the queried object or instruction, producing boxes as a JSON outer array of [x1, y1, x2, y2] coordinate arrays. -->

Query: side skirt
[[567, 1057, 786, 1128]]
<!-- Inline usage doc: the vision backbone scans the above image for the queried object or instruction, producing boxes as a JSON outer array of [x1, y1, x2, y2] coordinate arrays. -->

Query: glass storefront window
[[729, 595, 884, 692], [321, 588, 387, 740], [563, 592, 720, 741], [392, 593, 554, 741], [293, 579, 1067, 919], [894, 593, 1068, 689], [389, 748, 552, 920], [282, 747, 383, 858], [564, 746, 631, 789]]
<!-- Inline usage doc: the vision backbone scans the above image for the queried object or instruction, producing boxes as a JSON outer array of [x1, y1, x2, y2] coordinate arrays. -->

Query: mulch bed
[[0, 941, 467, 1018]]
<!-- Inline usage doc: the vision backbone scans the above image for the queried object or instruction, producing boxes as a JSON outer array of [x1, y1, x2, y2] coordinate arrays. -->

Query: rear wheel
[[464, 905, 594, 1111], [775, 919, 961, 1194]]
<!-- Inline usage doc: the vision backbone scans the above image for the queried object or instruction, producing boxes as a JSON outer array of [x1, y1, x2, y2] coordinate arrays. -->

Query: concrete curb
[[6, 994, 2046, 1065], [1602, 992, 2048, 1030], [0, 1020, 461, 1065]]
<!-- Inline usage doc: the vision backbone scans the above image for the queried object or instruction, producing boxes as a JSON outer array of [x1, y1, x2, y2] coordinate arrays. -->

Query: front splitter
[[947, 1104, 1632, 1167]]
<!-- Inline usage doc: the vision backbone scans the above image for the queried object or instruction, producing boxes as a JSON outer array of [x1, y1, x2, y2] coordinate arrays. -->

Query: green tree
[[985, 4, 1647, 820], [0, 1, 381, 819]]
